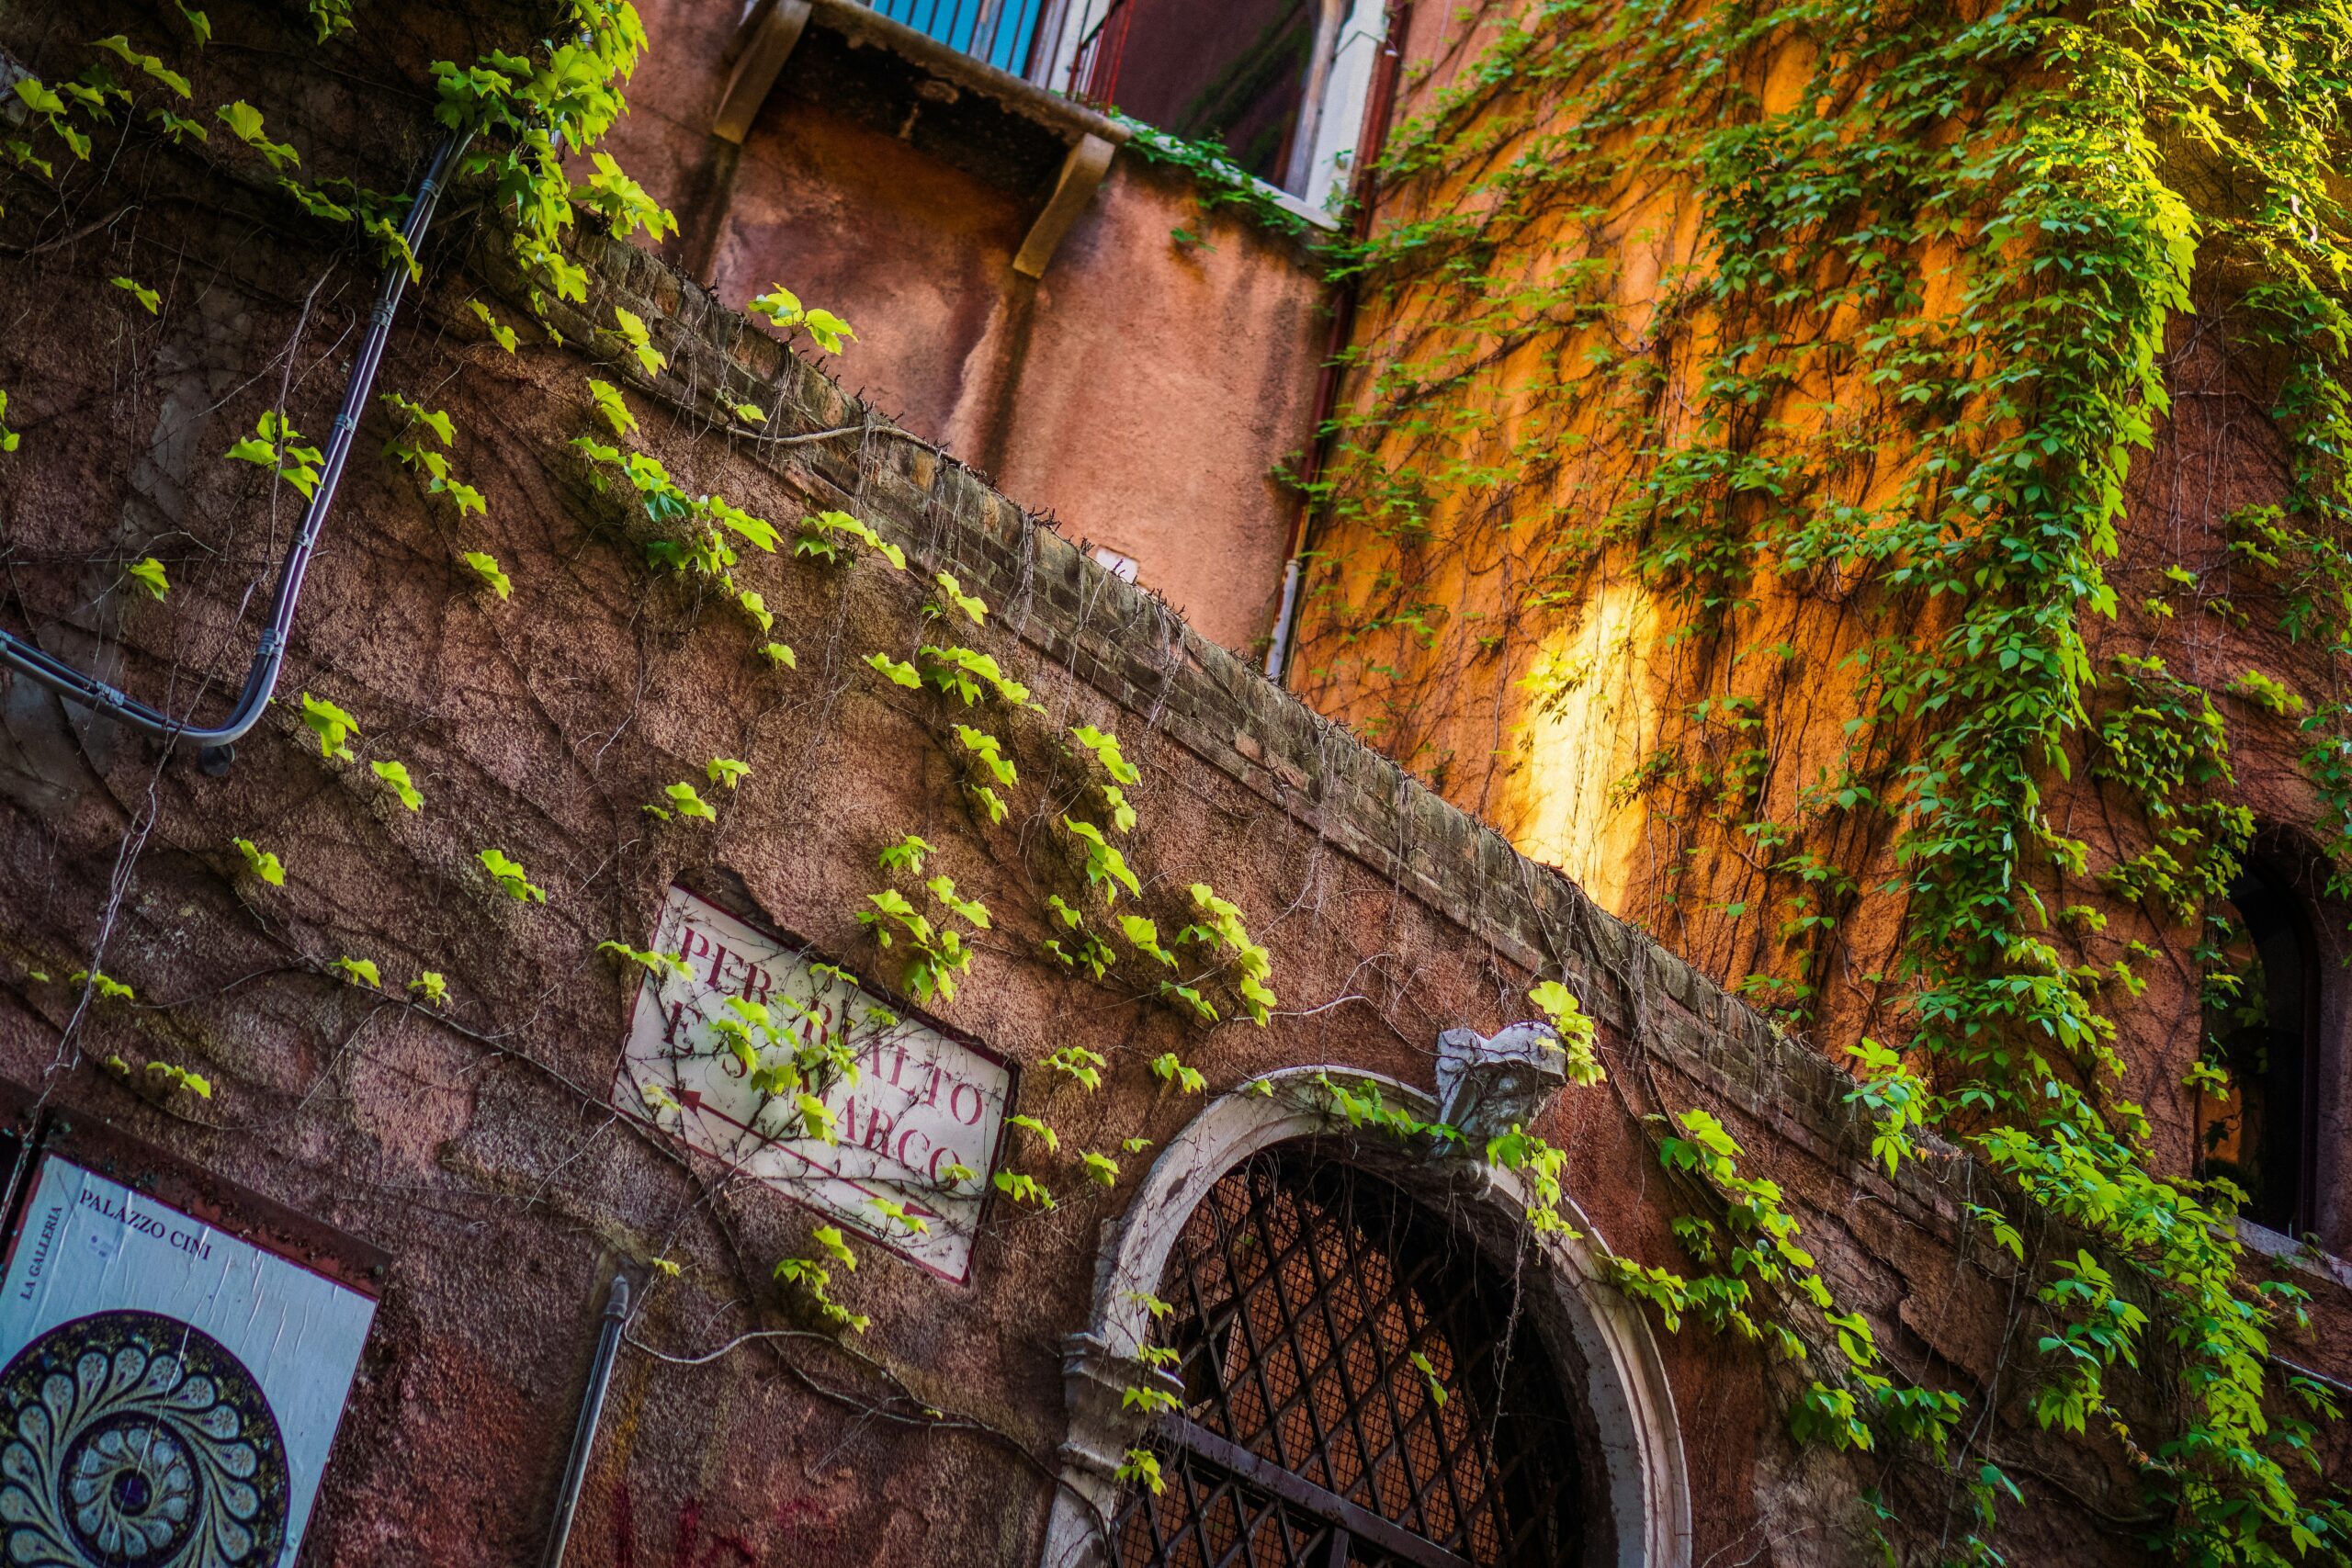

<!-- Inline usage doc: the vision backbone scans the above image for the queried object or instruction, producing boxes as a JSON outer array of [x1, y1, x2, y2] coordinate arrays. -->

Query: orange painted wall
[[1287, 0, 2352, 1247]]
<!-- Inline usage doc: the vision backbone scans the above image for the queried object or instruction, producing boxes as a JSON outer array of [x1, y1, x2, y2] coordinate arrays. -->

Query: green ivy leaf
[[925, 874, 991, 929], [70, 969, 133, 1001], [477, 848, 546, 903], [330, 955, 379, 987], [1046, 1044, 1105, 1090], [299, 692, 359, 761], [277, 177, 350, 223], [1150, 1051, 1206, 1093], [801, 309, 856, 355], [370, 759, 424, 811], [993, 1169, 1055, 1209], [13, 79, 67, 118], [1007, 1112, 1058, 1154], [231, 837, 285, 886], [598, 941, 690, 981], [461, 550, 513, 600], [797, 510, 905, 570], [92, 36, 193, 97], [571, 152, 676, 241], [125, 556, 168, 599], [1120, 914, 1174, 966], [1115, 1450, 1165, 1495], [144, 1061, 212, 1098], [609, 305, 666, 376], [110, 276, 161, 314], [216, 99, 298, 170], [748, 284, 804, 324], [812, 1225, 857, 1270], [224, 410, 322, 498], [585, 377, 638, 437], [469, 299, 519, 353], [381, 392, 456, 448], [932, 571, 988, 625], [877, 835, 932, 874], [663, 781, 717, 821]]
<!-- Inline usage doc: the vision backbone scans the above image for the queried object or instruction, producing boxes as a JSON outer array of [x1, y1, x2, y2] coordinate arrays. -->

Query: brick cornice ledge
[[469, 229, 1939, 1211]]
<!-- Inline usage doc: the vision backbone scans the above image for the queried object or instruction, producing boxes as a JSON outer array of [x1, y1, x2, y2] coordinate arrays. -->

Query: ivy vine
[[1290, 0, 2352, 1557]]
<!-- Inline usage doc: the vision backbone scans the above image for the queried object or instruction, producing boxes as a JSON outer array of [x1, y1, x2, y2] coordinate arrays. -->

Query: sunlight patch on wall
[[1503, 574, 1661, 913]]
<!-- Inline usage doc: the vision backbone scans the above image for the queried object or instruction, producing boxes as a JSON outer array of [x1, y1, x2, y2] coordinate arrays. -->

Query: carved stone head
[[1434, 1021, 1569, 1141]]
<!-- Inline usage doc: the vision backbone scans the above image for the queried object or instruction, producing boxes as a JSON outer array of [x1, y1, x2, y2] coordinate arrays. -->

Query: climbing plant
[[6, 0, 2352, 1560], [0, 0, 1294, 1510], [1284, 0, 2352, 1557]]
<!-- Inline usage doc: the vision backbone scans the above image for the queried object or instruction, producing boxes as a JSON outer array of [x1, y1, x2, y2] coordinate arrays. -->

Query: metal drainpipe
[[0, 125, 472, 771], [540, 1274, 631, 1568], [1264, 0, 1413, 687]]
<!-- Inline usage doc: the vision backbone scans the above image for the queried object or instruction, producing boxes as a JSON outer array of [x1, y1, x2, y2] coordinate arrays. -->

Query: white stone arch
[[1038, 1066, 1692, 1568]]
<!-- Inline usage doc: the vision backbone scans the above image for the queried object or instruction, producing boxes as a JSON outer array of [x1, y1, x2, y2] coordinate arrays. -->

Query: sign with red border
[[616, 884, 1012, 1283]]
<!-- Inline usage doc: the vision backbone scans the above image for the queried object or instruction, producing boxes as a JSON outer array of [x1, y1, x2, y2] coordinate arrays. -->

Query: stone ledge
[[471, 227, 1893, 1179]]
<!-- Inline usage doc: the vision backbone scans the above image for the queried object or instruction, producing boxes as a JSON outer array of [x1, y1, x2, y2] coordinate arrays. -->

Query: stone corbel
[[1435, 1021, 1568, 1140], [1013, 132, 1115, 279], [1050, 1329, 1182, 1562], [713, 0, 813, 144]]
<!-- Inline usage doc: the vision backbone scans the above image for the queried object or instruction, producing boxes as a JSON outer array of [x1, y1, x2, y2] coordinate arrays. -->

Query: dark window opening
[[1100, 0, 1317, 186], [1071, 0, 1350, 194], [2199, 854, 2324, 1236], [1110, 1145, 1588, 1567]]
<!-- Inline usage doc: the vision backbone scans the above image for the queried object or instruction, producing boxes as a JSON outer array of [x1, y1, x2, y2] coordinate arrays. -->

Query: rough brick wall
[[480, 228, 2352, 1562], [0, 17, 2338, 1554]]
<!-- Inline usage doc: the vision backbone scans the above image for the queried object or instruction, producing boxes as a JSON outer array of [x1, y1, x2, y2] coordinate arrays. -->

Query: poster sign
[[616, 884, 1012, 1282], [0, 1156, 377, 1568]]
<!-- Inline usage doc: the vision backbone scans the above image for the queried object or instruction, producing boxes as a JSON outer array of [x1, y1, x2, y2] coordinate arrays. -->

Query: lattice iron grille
[[1111, 1145, 1583, 1568]]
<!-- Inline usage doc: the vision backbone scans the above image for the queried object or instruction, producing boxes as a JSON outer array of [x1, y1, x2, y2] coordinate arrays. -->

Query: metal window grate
[[1111, 1146, 1584, 1568]]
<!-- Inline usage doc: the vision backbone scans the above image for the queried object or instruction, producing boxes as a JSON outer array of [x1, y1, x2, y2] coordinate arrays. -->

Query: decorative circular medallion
[[0, 1311, 288, 1567]]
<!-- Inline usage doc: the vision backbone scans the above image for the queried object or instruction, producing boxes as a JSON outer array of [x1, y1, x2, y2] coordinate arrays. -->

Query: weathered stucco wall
[[0, 7, 2343, 1564], [603, 0, 1328, 659]]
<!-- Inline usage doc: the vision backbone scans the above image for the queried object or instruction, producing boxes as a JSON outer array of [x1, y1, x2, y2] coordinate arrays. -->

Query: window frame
[[1020, 0, 1392, 219], [1109, 1144, 1588, 1567], [1037, 1068, 1691, 1568]]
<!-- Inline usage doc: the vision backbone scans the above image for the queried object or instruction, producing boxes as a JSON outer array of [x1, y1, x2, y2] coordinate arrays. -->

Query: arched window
[[1109, 1143, 1588, 1567], [2200, 850, 2324, 1236]]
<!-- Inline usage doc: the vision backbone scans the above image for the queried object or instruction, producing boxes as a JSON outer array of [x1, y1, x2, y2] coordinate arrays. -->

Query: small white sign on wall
[[0, 1156, 377, 1568], [616, 884, 1012, 1283]]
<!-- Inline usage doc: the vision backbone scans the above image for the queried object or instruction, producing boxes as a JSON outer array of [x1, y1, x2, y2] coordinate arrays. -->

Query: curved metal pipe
[[0, 127, 473, 763]]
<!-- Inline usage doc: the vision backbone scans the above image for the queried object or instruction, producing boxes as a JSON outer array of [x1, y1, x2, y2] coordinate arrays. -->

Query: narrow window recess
[[2199, 851, 2326, 1241]]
